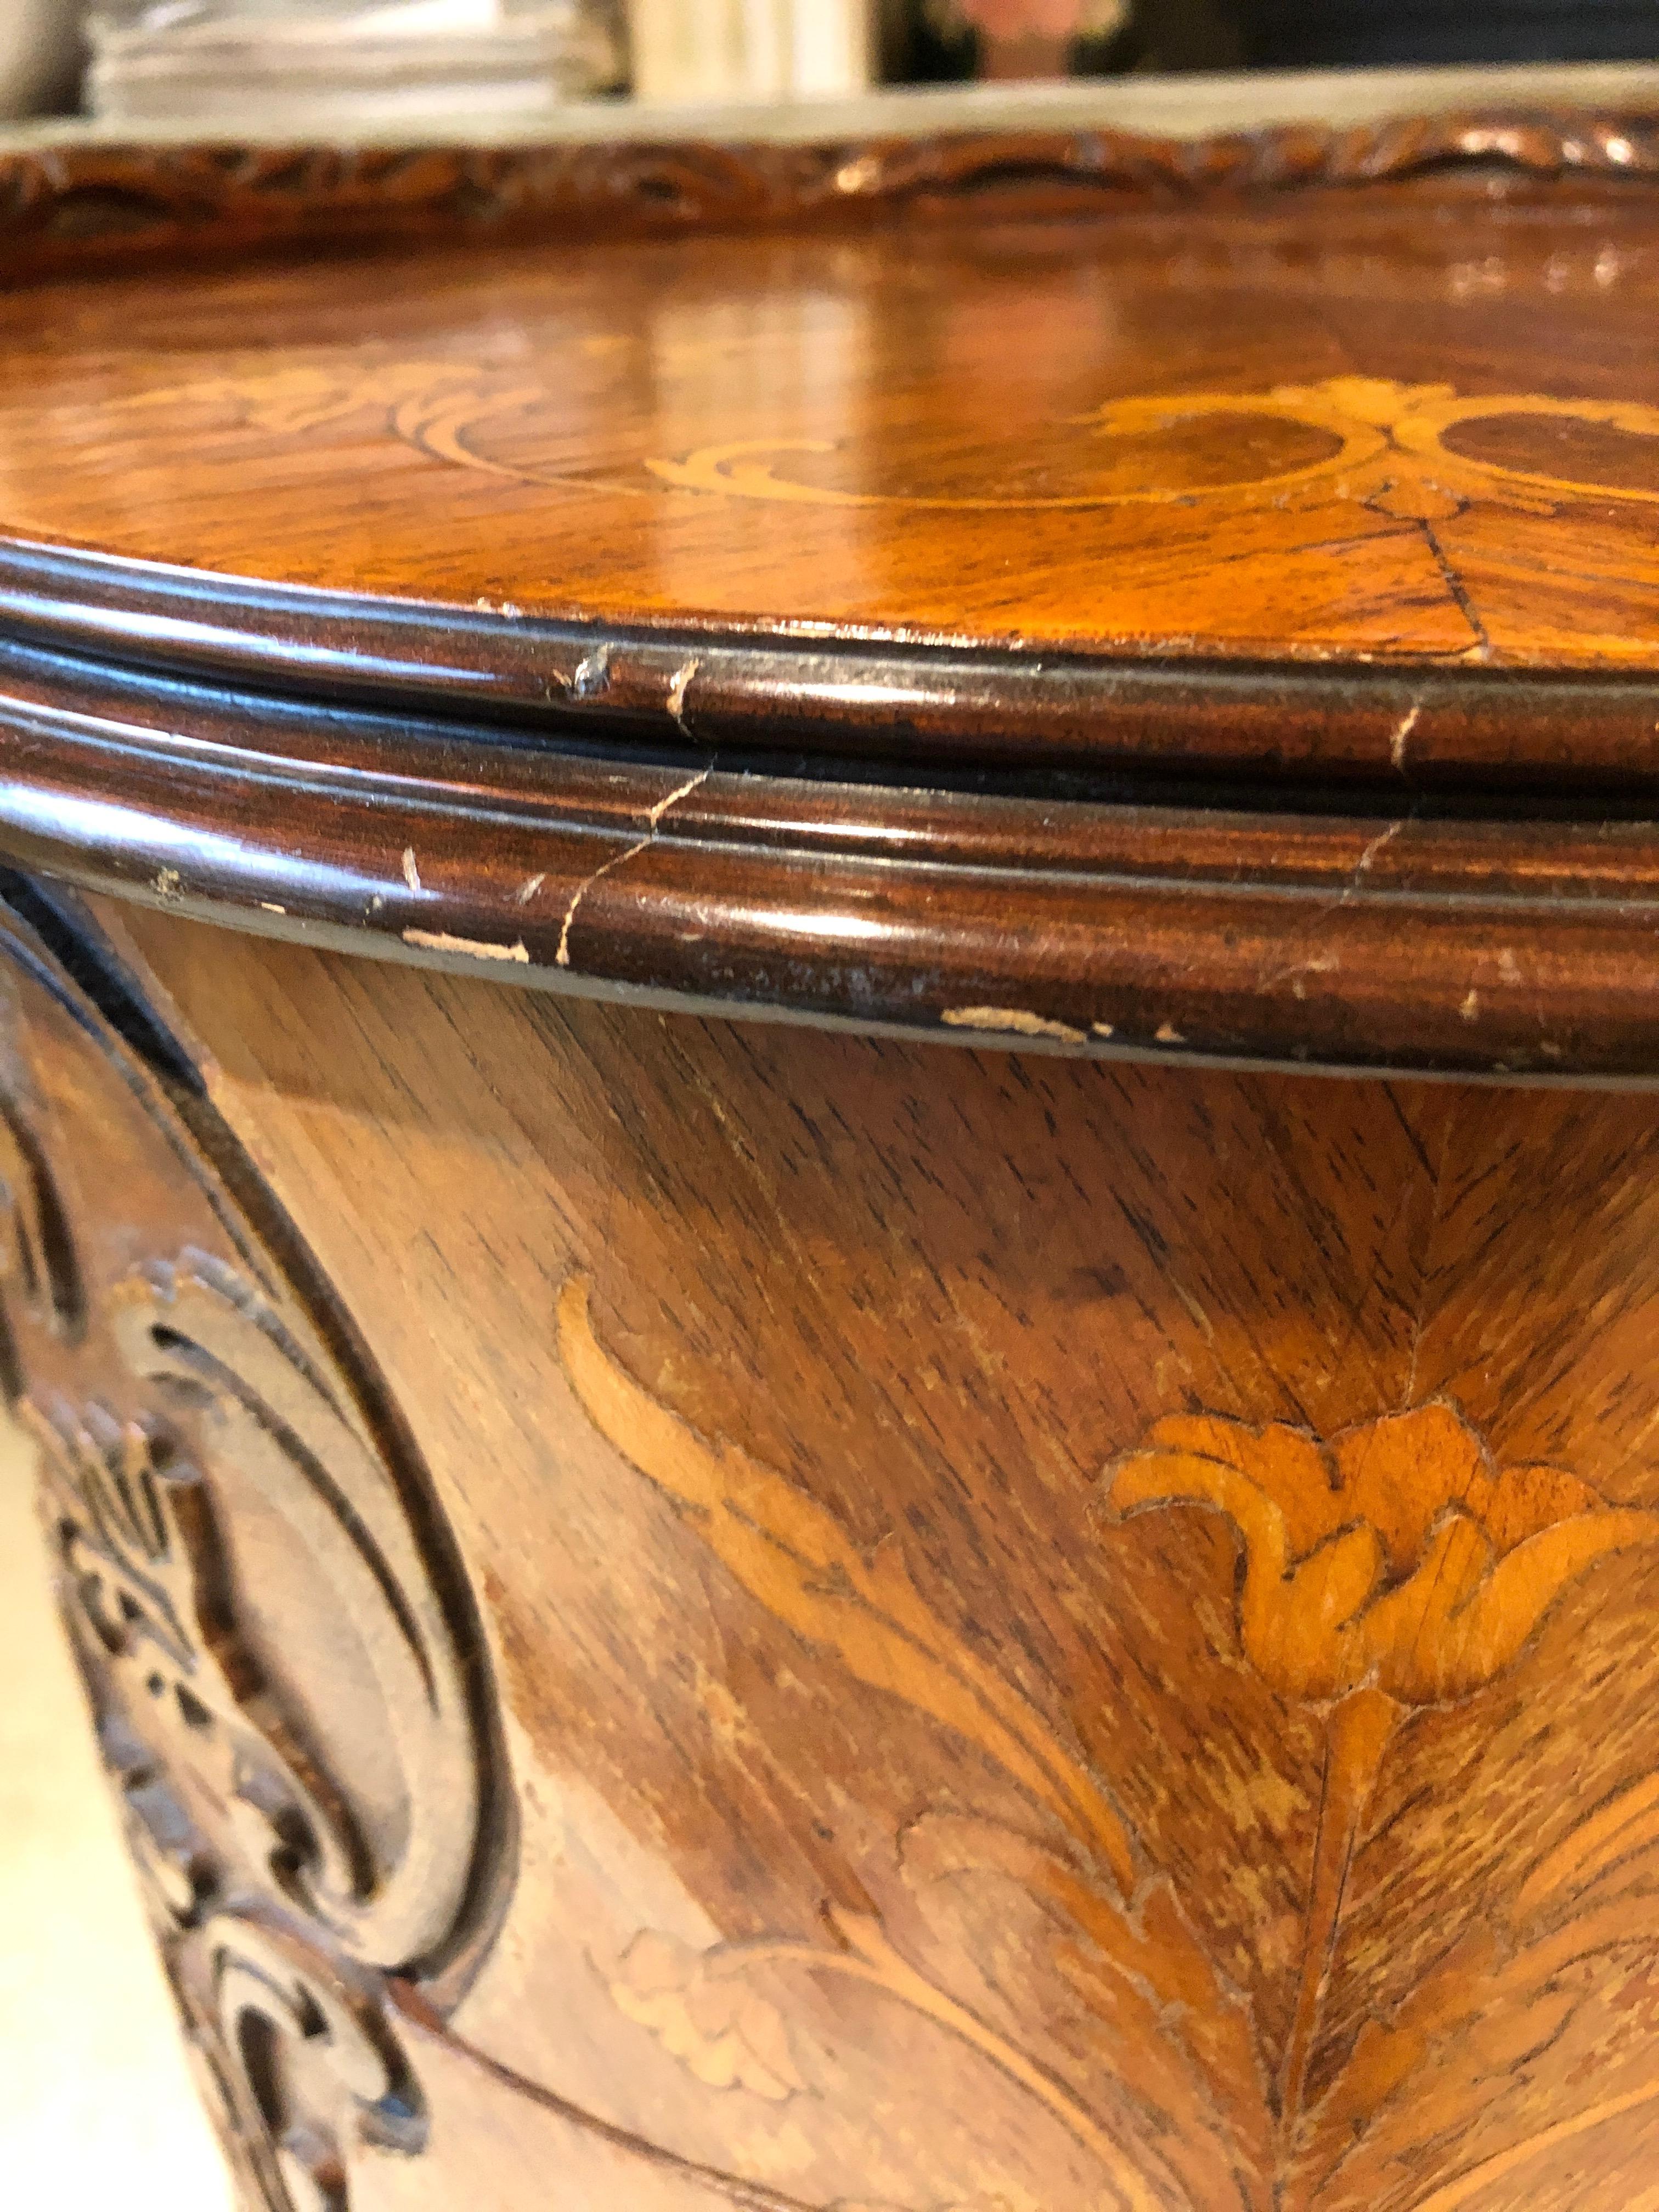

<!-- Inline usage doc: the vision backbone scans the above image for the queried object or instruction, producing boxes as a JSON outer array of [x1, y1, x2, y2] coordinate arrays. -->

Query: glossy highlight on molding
[[0, 637, 1655, 1094], [3, 631, 1659, 1080]]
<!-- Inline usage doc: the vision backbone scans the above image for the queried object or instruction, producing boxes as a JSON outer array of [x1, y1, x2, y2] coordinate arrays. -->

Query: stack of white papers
[[86, 0, 627, 125]]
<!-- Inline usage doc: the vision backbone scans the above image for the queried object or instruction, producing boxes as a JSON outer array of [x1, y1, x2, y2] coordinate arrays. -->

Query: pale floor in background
[[0, 1417, 235, 2211]]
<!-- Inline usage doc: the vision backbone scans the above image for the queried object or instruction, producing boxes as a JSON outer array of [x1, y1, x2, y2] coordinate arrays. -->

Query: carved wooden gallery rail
[[2, 105, 1658, 279], [5, 92, 1659, 2212]]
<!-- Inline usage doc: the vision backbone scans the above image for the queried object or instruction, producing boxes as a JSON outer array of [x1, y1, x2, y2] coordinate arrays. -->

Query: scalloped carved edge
[[2, 109, 1657, 275]]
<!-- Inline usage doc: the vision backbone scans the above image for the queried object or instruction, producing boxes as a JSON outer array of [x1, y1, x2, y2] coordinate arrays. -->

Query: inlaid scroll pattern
[[202, 363, 1659, 537], [560, 1278, 1659, 2212], [651, 377, 1659, 522], [0, 933, 506, 2212]]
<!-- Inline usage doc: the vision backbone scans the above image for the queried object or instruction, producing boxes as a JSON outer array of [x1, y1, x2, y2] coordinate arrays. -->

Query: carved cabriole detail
[[0, 905, 509, 2212], [557, 1277, 1659, 2212], [105, 1254, 486, 1968], [2, 111, 1658, 275], [177, 1909, 429, 2212]]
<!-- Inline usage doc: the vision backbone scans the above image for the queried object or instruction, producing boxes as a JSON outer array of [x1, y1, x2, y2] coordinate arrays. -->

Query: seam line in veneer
[[387, 1982, 827, 2212]]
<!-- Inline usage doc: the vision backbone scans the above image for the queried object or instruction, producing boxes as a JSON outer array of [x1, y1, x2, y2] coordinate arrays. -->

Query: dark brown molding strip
[[4, 633, 1659, 1081], [3, 540, 1658, 794]]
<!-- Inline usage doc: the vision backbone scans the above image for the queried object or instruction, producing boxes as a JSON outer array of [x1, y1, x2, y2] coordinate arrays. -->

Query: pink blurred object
[[957, 0, 1093, 31]]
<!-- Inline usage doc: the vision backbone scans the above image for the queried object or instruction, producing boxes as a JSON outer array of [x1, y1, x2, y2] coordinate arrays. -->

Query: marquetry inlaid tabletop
[[2, 183, 1656, 674]]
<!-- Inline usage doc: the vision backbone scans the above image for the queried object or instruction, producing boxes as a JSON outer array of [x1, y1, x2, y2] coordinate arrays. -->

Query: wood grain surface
[[2, 176, 1658, 677], [1, 121, 1658, 1081], [7, 93, 1659, 2212], [71, 890, 1659, 2212]]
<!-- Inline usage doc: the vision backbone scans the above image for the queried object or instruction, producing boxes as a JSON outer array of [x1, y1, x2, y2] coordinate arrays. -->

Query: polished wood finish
[[1, 140, 1659, 1074], [3, 180, 1659, 677], [4, 100, 1659, 2212], [9, 627, 1659, 1079], [18, 884, 1655, 2212]]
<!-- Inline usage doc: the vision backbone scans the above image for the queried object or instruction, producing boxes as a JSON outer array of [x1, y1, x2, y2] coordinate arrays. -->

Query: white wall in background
[[0, 1422, 235, 2212]]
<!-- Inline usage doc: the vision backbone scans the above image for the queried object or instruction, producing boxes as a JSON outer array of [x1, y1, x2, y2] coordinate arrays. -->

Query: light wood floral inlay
[[561, 1278, 1659, 2212], [190, 364, 1659, 528], [1106, 1402, 1659, 1707], [1105, 1402, 1659, 2173]]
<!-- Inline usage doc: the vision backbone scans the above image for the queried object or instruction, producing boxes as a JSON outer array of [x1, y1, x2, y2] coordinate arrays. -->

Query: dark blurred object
[[1126, 0, 1243, 67], [1239, 0, 1659, 67], [902, 0, 1134, 80]]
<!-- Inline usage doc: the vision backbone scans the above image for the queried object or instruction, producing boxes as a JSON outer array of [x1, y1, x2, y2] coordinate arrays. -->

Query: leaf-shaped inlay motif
[[562, 1284, 1659, 2212], [559, 1278, 1133, 1890], [610, 1931, 805, 2101]]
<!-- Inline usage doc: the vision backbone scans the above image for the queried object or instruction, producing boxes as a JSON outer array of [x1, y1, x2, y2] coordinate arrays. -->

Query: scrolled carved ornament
[[0, 900, 509, 2212]]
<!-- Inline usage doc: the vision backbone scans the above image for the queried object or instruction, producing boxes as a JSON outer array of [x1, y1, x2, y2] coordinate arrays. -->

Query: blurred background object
[[630, 0, 872, 102], [0, 0, 82, 117], [1236, 0, 1659, 67], [86, 0, 626, 126], [867, 0, 1659, 87], [1, 0, 1650, 122]]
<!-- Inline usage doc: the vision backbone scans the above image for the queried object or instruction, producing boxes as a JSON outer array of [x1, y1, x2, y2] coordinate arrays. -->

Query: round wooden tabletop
[[1, 106, 1658, 1077], [2, 185, 1656, 674]]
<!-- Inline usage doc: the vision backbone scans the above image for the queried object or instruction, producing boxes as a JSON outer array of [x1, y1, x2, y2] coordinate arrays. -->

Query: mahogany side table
[[3, 88, 1659, 2212]]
